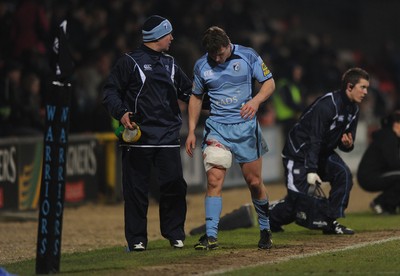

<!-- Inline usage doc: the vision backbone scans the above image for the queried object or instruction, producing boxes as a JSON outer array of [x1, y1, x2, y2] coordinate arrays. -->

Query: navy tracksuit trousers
[[122, 146, 187, 248], [270, 151, 353, 228]]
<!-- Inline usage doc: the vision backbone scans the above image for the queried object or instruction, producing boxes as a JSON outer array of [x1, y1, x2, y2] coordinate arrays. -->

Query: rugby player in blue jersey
[[185, 26, 276, 250]]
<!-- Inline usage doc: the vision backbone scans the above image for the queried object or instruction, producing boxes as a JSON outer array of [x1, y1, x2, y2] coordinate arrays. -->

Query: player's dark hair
[[341, 67, 369, 91], [202, 26, 230, 54], [381, 110, 400, 128]]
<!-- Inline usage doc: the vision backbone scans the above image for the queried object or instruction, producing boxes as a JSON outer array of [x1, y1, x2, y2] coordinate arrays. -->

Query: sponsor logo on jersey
[[216, 96, 238, 106], [144, 64, 152, 71], [261, 62, 270, 76]]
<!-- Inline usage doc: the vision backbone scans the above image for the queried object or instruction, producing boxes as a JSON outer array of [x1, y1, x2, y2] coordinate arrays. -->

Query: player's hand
[[307, 173, 322, 185], [341, 133, 353, 148], [185, 132, 196, 157], [240, 101, 258, 120]]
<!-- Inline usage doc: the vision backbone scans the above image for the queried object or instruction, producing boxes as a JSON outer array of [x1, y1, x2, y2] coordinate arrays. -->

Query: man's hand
[[341, 133, 353, 148], [121, 112, 137, 129], [307, 173, 322, 185], [185, 132, 196, 157]]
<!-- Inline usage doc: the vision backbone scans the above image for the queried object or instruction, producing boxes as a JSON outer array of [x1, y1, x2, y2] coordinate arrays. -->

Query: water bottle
[[114, 124, 141, 143], [122, 125, 141, 142]]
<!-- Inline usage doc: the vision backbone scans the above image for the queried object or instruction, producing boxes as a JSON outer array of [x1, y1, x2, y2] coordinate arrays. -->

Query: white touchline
[[203, 236, 400, 275]]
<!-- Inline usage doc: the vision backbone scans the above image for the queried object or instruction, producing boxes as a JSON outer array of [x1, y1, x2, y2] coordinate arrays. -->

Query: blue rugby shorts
[[202, 118, 268, 163]]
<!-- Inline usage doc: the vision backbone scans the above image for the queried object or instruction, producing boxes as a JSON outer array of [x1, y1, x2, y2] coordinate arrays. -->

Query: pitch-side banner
[[36, 19, 74, 274], [35, 83, 71, 273]]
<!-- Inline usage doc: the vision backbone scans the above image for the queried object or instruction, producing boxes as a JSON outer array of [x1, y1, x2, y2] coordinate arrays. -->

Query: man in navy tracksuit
[[269, 68, 370, 235], [103, 15, 191, 251]]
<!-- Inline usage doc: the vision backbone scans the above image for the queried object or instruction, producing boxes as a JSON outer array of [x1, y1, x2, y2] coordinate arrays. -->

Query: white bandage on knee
[[203, 143, 232, 172]]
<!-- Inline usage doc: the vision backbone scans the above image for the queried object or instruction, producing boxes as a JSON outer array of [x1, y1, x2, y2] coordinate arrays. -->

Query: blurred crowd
[[1, 0, 400, 137]]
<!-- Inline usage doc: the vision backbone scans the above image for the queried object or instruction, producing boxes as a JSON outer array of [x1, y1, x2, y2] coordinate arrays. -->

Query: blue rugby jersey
[[192, 44, 273, 124]]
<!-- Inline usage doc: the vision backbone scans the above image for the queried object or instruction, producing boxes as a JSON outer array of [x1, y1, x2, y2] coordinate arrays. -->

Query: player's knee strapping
[[203, 140, 232, 172]]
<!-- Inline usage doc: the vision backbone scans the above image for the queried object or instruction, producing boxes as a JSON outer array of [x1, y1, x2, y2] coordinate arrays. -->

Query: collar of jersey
[[339, 89, 353, 105], [141, 44, 164, 56]]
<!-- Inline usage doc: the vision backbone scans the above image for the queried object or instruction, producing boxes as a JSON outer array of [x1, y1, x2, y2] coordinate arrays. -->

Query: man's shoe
[[370, 201, 396, 215], [194, 234, 218, 250], [127, 242, 146, 252], [170, 239, 184, 249], [258, 229, 273, 249], [323, 220, 355, 235]]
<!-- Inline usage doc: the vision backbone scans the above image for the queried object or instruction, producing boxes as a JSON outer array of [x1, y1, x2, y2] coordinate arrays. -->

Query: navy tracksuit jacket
[[270, 89, 359, 226]]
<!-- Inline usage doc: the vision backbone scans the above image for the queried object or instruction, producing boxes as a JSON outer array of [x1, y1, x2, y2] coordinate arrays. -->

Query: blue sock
[[205, 196, 222, 239], [252, 198, 270, 230]]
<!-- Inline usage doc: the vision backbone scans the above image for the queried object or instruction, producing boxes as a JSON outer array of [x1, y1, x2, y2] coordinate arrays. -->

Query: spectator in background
[[357, 111, 400, 215], [1, 0, 398, 140], [8, 71, 44, 136], [0, 1, 13, 70], [269, 68, 370, 234], [185, 26, 275, 250], [10, 0, 49, 59], [103, 15, 191, 251], [0, 62, 44, 137], [272, 63, 306, 136], [70, 55, 104, 133], [0, 61, 22, 136], [91, 50, 116, 133]]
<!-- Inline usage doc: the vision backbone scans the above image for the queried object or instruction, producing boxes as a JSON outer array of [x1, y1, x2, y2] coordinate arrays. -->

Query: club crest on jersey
[[261, 62, 270, 76], [164, 65, 170, 72], [338, 115, 344, 122], [204, 70, 213, 77], [144, 64, 152, 71], [233, 62, 240, 71]]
